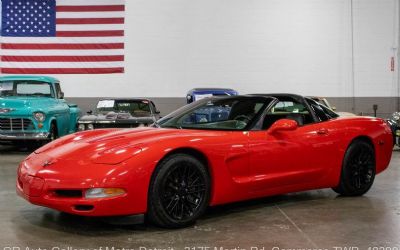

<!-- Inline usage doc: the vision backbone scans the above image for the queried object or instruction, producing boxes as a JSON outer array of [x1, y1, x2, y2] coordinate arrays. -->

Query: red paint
[[1, 68, 124, 74], [56, 30, 124, 37], [2, 56, 124, 62], [17, 117, 393, 217], [1, 43, 124, 50], [56, 18, 124, 25], [56, 5, 125, 12]]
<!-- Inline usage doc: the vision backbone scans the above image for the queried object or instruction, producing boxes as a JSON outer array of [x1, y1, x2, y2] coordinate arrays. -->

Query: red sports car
[[17, 94, 393, 228]]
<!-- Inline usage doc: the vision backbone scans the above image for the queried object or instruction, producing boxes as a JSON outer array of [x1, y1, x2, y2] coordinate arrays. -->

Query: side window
[[54, 82, 62, 99], [270, 101, 309, 114], [262, 100, 312, 129], [308, 101, 329, 122], [306, 99, 338, 121], [151, 102, 157, 113], [319, 103, 339, 119]]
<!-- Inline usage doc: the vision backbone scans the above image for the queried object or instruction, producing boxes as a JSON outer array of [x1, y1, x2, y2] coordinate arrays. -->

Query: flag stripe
[[1, 49, 124, 56], [56, 11, 124, 18], [56, 24, 124, 31], [1, 61, 124, 68], [56, 18, 124, 25], [57, 0, 125, 6], [1, 68, 124, 74], [56, 5, 125, 12], [1, 37, 125, 43], [1, 43, 124, 50], [56, 30, 124, 37], [3, 56, 124, 62]]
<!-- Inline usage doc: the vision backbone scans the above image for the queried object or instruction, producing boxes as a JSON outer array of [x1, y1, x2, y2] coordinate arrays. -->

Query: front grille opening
[[0, 118, 33, 131], [74, 205, 94, 211], [54, 190, 82, 198]]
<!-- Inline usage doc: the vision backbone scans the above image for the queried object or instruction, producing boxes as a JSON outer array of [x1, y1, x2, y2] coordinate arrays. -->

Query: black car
[[78, 99, 160, 131]]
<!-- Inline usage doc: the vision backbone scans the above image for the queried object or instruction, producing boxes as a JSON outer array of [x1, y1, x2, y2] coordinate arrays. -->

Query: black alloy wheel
[[148, 154, 210, 228], [333, 140, 376, 196]]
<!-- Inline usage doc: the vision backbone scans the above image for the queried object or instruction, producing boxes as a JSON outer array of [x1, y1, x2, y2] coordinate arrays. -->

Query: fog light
[[78, 124, 85, 131], [87, 124, 94, 130], [85, 188, 125, 199]]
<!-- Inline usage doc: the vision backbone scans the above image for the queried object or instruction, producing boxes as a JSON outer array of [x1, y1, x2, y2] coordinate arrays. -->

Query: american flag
[[0, 0, 125, 74]]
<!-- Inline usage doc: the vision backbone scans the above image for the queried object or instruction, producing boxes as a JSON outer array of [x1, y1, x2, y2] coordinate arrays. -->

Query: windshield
[[0, 80, 53, 97], [97, 99, 151, 116], [158, 97, 272, 130]]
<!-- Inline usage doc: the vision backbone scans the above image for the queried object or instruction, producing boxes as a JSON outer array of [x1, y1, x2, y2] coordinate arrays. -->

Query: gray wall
[[66, 96, 399, 119]]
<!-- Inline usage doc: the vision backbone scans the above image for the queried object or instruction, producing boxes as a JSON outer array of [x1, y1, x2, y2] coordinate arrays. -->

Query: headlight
[[87, 124, 94, 130], [391, 112, 400, 121], [85, 188, 126, 199], [78, 124, 86, 131], [33, 112, 46, 122]]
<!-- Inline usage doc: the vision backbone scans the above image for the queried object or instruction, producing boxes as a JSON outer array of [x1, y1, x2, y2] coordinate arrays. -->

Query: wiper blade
[[151, 121, 160, 128]]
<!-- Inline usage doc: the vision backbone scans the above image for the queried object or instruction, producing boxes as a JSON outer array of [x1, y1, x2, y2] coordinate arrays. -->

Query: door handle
[[317, 128, 328, 135]]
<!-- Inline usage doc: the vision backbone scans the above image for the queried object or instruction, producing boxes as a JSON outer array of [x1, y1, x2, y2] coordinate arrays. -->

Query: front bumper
[[16, 163, 142, 216], [0, 132, 49, 141], [16, 177, 136, 216]]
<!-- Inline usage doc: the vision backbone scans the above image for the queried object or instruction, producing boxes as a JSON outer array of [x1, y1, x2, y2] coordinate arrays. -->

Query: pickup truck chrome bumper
[[0, 132, 49, 141]]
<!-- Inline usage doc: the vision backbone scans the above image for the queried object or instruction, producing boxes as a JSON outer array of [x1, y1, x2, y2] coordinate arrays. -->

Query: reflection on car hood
[[33, 127, 225, 163], [79, 111, 155, 123]]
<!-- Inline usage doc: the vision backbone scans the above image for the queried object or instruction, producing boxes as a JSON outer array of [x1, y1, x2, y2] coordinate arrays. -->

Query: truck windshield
[[0, 80, 53, 97]]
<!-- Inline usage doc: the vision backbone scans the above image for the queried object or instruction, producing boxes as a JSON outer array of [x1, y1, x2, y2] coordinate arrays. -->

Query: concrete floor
[[0, 145, 399, 250]]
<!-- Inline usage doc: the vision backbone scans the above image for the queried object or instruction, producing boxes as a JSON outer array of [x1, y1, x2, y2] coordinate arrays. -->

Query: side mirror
[[155, 110, 161, 114], [67, 103, 78, 108], [332, 106, 337, 111], [87, 110, 93, 115], [60, 92, 64, 99], [268, 119, 298, 134]]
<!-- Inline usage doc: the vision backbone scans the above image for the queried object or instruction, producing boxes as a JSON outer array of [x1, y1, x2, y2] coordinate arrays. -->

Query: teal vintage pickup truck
[[0, 76, 81, 144]]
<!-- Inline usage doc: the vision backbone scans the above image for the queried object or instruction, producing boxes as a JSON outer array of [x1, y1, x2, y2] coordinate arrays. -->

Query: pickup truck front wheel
[[48, 123, 58, 141]]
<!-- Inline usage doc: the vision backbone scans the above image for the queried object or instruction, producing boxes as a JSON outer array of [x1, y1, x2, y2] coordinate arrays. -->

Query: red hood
[[32, 127, 224, 164], [34, 128, 179, 160]]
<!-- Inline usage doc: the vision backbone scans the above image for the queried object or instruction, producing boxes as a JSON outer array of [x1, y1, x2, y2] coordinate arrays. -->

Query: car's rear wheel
[[148, 154, 210, 228], [332, 140, 376, 196]]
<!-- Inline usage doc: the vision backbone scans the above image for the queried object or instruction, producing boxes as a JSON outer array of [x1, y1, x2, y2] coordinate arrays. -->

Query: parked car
[[78, 98, 160, 131], [308, 96, 356, 117], [186, 88, 238, 103], [0, 76, 80, 144], [388, 112, 400, 146], [17, 94, 393, 228]]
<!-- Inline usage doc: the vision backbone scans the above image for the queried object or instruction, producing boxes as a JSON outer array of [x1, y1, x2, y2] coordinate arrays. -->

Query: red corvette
[[17, 94, 393, 228]]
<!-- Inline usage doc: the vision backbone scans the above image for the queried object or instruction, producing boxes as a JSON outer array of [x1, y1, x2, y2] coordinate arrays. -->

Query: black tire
[[48, 122, 58, 142], [332, 140, 376, 196], [148, 153, 211, 228]]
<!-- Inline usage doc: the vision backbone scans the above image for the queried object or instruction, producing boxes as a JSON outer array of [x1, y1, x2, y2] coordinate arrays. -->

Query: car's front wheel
[[148, 153, 210, 228], [332, 140, 376, 196]]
